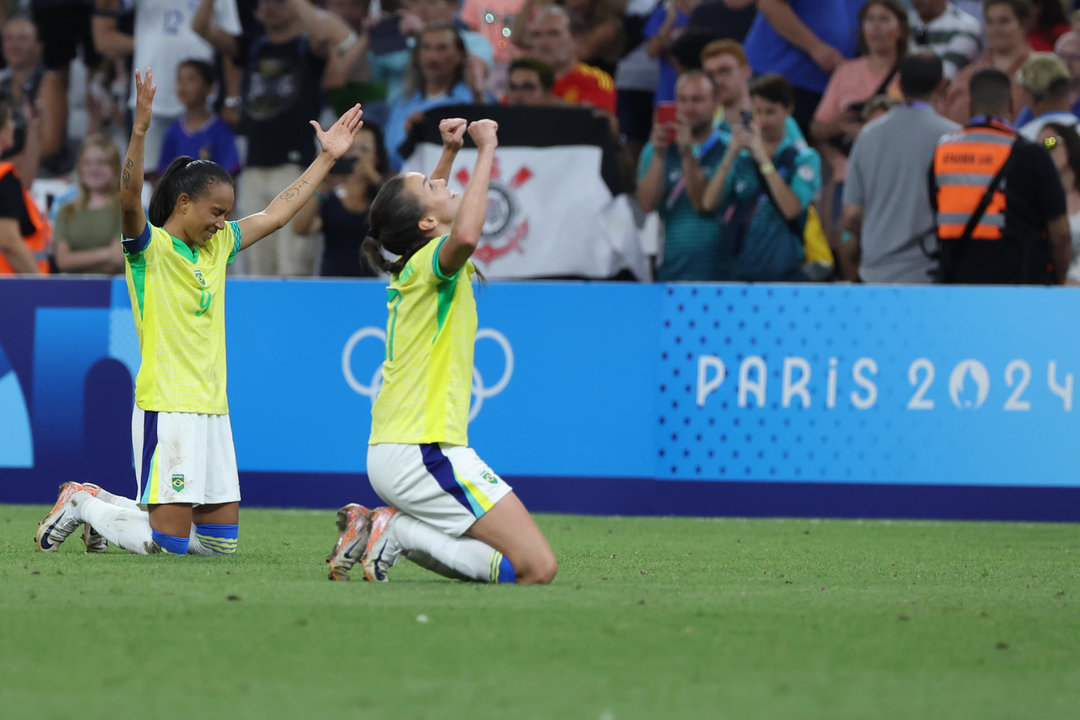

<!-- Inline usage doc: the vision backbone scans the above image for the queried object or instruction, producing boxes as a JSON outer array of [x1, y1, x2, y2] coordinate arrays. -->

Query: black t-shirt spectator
[[320, 192, 376, 278], [0, 172, 35, 237], [933, 134, 1067, 284], [238, 34, 326, 168]]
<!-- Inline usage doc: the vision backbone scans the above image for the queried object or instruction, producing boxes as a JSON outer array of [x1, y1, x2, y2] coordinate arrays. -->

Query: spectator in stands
[[295, 122, 387, 277], [407, 0, 496, 86], [527, 6, 616, 113], [157, 59, 241, 177], [1016, 52, 1079, 139], [812, 0, 908, 247], [614, 0, 662, 165], [364, 1, 425, 113], [743, 0, 865, 133], [30, 1, 99, 159], [701, 74, 821, 282], [908, 0, 983, 80], [94, 0, 242, 179], [1036, 122, 1080, 282], [462, 0, 523, 90], [636, 70, 732, 281], [52, 135, 124, 274], [942, 0, 1034, 123], [1029, 0, 1071, 51], [931, 67, 1070, 283], [384, 23, 490, 171], [558, 0, 623, 76], [1033, 30, 1080, 119], [701, 39, 752, 130], [194, 0, 355, 276], [0, 15, 65, 179], [504, 57, 561, 106], [701, 38, 807, 144], [840, 52, 959, 283], [365, 0, 493, 110], [643, 0, 700, 111], [0, 98, 49, 275]]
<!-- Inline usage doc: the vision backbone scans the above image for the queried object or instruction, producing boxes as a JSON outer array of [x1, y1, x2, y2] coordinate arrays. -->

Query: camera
[[740, 110, 754, 127]]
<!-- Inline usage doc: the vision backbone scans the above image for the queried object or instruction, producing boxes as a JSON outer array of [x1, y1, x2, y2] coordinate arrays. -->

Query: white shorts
[[366, 443, 514, 537], [132, 406, 241, 506]]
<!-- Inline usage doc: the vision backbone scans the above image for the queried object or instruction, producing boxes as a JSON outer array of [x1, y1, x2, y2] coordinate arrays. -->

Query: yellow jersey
[[370, 235, 477, 446], [123, 221, 241, 414]]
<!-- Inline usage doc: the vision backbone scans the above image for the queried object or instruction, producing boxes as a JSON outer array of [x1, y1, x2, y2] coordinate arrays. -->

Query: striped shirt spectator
[[909, 1, 983, 80]]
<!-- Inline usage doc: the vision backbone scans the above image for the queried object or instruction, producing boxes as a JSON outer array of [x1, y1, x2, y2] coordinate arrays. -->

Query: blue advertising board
[[1, 277, 1078, 521]]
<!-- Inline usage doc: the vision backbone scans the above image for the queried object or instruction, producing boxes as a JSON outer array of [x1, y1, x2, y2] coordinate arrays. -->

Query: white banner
[[403, 143, 649, 280]]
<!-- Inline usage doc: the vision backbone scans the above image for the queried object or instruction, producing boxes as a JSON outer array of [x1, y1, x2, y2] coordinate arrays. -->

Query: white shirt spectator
[[127, 0, 241, 118]]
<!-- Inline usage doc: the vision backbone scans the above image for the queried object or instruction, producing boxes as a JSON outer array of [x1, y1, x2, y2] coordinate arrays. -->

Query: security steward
[[930, 68, 1070, 284], [0, 97, 48, 276]]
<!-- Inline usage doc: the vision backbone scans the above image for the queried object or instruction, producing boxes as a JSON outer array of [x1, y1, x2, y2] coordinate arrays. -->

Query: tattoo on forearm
[[121, 159, 134, 189], [279, 177, 310, 203]]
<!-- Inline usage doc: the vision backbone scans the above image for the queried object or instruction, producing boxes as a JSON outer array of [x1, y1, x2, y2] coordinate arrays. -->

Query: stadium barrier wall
[[2, 277, 1078, 521]]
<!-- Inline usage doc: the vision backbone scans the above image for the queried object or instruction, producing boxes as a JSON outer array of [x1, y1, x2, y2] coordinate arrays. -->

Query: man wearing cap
[[1015, 52, 1080, 140]]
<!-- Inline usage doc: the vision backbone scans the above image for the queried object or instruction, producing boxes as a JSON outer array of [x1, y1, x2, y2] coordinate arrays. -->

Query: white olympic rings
[[341, 327, 514, 421]]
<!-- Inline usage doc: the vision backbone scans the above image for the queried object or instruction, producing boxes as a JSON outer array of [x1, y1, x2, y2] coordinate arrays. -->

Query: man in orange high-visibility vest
[[930, 67, 1070, 284], [0, 161, 50, 275]]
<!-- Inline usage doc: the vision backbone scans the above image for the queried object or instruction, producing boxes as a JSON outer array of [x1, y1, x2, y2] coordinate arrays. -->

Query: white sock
[[90, 486, 141, 510], [187, 526, 212, 555], [72, 492, 155, 555], [393, 514, 505, 583]]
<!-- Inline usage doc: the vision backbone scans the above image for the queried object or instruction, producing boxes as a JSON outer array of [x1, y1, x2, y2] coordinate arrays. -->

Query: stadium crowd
[[0, 0, 1079, 284]]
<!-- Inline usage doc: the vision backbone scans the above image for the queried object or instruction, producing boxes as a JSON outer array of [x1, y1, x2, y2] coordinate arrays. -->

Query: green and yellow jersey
[[370, 235, 477, 446], [123, 221, 241, 415]]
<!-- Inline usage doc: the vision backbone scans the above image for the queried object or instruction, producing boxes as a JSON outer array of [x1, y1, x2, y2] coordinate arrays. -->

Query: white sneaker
[[326, 504, 372, 581], [80, 484, 107, 553], [35, 482, 85, 552], [360, 507, 403, 582]]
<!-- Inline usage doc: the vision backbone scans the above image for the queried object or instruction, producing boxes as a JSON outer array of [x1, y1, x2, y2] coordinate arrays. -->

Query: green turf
[[2, 506, 1078, 719]]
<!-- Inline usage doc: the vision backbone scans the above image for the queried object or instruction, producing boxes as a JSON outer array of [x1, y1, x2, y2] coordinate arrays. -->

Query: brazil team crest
[[171, 474, 185, 492], [193, 269, 206, 286]]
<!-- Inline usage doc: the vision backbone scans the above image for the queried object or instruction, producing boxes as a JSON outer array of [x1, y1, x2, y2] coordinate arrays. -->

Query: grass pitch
[[2, 506, 1078, 720]]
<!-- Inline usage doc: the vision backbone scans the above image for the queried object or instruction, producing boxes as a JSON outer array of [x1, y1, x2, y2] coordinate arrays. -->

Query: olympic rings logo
[[341, 327, 514, 422]]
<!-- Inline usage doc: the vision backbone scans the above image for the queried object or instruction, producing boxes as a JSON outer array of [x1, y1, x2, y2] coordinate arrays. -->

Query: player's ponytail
[[363, 174, 430, 276], [149, 156, 234, 227]]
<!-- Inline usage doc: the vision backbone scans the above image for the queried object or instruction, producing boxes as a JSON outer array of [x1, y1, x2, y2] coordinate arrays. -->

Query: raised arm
[[287, 0, 354, 57], [701, 141, 741, 213], [439, 120, 497, 276], [757, 0, 844, 73], [635, 122, 673, 213], [120, 69, 154, 240], [431, 118, 466, 182], [92, 0, 134, 59], [192, 0, 241, 58], [237, 104, 364, 249]]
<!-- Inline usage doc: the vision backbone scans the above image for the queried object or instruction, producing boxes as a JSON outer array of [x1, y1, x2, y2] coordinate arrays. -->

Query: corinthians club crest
[[455, 157, 534, 264]]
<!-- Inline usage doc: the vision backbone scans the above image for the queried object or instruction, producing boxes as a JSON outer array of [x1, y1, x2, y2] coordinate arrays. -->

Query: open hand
[[440, 118, 467, 151], [311, 103, 364, 160], [133, 68, 156, 134]]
